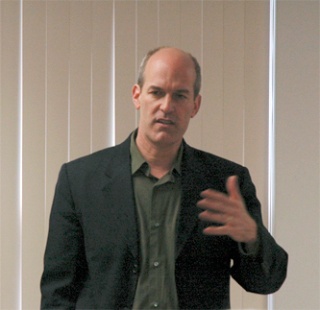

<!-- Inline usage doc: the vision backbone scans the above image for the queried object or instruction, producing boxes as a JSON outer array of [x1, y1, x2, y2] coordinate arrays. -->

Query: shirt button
[[154, 222, 160, 228], [153, 261, 160, 267], [152, 302, 159, 308]]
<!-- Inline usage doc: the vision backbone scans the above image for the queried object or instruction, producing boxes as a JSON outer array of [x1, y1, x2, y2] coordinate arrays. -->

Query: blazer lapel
[[175, 143, 205, 258], [175, 143, 229, 259], [100, 137, 139, 260]]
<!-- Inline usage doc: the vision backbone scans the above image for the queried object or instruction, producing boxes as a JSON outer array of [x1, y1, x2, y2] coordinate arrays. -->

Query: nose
[[160, 94, 174, 114]]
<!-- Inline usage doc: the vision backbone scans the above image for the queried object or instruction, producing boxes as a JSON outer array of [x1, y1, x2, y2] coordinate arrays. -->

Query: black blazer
[[41, 134, 288, 309]]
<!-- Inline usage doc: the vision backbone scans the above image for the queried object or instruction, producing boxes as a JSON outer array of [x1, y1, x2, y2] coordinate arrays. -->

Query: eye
[[151, 90, 160, 96], [174, 93, 188, 100], [149, 89, 164, 98]]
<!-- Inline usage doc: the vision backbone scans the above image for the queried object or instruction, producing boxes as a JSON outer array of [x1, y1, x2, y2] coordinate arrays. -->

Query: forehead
[[143, 49, 196, 89]]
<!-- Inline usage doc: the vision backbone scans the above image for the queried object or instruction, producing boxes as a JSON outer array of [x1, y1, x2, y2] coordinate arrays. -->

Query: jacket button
[[133, 264, 138, 274]]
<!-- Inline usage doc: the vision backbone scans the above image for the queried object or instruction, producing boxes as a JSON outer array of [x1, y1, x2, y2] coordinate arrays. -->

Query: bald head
[[137, 47, 201, 98]]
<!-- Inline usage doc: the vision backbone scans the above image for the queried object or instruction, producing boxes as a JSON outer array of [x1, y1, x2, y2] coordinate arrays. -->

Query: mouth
[[156, 118, 175, 125]]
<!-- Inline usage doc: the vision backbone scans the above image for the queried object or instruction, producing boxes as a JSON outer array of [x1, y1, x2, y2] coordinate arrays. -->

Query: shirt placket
[[148, 177, 171, 309]]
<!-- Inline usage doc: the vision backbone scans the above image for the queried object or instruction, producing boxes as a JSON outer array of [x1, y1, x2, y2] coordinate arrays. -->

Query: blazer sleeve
[[230, 167, 288, 294], [40, 164, 87, 309]]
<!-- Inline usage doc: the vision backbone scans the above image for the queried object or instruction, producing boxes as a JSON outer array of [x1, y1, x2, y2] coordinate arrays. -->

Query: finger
[[202, 225, 229, 236], [197, 198, 227, 212], [197, 194, 235, 216], [200, 189, 227, 200], [198, 210, 228, 225], [199, 189, 232, 210], [226, 175, 242, 201]]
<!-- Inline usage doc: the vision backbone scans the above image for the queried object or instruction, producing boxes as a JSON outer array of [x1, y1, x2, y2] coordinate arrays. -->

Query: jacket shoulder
[[183, 143, 245, 172], [67, 146, 116, 166], [63, 136, 131, 176]]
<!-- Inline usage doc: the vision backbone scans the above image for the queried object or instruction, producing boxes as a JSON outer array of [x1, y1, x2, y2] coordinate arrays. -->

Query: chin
[[153, 134, 181, 147]]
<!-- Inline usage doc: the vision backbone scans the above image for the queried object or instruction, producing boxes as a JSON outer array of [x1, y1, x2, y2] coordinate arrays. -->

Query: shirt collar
[[130, 130, 183, 177]]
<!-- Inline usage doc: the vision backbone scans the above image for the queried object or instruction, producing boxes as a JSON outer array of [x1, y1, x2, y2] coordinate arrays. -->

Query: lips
[[156, 118, 174, 125]]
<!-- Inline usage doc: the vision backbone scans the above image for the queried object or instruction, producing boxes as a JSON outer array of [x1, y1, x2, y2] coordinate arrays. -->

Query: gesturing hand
[[197, 176, 257, 244]]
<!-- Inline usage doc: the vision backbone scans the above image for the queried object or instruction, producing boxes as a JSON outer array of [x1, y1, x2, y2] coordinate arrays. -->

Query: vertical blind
[[0, 1, 269, 308]]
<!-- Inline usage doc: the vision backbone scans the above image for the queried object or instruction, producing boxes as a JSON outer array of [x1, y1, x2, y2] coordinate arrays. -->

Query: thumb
[[226, 175, 242, 200]]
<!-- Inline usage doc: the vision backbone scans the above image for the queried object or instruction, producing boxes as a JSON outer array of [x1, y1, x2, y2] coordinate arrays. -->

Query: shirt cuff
[[238, 236, 260, 256]]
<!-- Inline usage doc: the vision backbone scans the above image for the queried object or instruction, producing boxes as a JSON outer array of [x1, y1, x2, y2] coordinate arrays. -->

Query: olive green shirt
[[131, 133, 182, 310]]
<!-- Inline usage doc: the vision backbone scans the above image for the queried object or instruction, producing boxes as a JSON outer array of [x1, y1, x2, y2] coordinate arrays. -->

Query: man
[[41, 47, 288, 309]]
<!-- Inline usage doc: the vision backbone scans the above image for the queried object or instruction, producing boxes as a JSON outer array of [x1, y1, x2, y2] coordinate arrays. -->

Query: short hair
[[136, 47, 201, 98]]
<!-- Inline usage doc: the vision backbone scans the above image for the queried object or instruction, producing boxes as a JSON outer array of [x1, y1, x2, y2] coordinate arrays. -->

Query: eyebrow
[[175, 89, 191, 94], [148, 85, 191, 94]]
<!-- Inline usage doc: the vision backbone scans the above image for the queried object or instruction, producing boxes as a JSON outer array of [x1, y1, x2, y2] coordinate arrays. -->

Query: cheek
[[145, 103, 160, 115], [179, 107, 195, 120], [139, 105, 157, 122]]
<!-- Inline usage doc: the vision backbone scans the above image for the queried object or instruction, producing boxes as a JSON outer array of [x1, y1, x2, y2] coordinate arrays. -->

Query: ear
[[132, 84, 141, 110], [191, 94, 201, 118]]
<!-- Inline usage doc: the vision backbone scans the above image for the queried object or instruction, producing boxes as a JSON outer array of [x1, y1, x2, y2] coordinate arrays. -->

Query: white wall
[[1, 1, 272, 308], [273, 1, 320, 309]]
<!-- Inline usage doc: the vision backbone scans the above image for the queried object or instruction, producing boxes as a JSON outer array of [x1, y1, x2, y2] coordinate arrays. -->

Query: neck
[[135, 134, 181, 179]]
